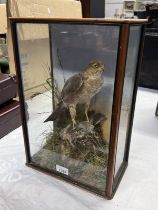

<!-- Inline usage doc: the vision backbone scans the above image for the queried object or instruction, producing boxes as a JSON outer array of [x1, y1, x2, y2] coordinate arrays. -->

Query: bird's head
[[84, 60, 105, 77]]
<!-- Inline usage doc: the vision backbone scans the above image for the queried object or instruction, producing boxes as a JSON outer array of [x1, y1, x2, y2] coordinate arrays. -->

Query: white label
[[56, 165, 68, 175]]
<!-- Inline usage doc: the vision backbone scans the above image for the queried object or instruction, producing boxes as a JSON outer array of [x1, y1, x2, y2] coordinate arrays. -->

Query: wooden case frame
[[10, 17, 146, 199]]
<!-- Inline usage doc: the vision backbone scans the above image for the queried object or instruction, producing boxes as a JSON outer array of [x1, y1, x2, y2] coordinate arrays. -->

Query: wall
[[7, 0, 82, 99], [105, 0, 124, 17], [0, 4, 7, 34], [0, 0, 6, 3]]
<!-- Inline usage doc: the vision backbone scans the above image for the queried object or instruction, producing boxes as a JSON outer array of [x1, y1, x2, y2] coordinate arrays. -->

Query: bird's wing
[[61, 73, 83, 101]]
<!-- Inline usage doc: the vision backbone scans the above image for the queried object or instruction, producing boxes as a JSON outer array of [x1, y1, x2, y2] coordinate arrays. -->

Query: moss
[[42, 126, 109, 168]]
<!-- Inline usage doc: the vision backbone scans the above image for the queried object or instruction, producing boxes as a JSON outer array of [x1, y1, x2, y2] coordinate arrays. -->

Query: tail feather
[[44, 102, 65, 122]]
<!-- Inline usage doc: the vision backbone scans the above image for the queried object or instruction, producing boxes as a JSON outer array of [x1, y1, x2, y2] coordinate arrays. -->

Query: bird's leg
[[69, 105, 76, 130], [85, 103, 90, 124], [85, 107, 95, 134], [85, 110, 89, 123]]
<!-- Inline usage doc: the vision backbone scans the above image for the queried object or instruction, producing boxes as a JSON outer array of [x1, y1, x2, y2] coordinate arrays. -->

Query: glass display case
[[11, 18, 146, 199]]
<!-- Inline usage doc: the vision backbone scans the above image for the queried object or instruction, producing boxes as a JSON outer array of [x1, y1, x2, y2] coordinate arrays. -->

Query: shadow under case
[[11, 18, 146, 199]]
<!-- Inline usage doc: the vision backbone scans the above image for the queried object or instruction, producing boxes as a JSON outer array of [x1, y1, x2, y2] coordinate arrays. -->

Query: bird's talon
[[93, 133, 98, 138]]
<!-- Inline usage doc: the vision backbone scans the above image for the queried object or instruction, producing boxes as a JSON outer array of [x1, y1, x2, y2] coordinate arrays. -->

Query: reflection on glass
[[16, 24, 52, 154], [114, 26, 141, 176], [17, 23, 119, 194]]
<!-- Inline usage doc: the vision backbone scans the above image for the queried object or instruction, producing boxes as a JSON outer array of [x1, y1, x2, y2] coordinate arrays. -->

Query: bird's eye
[[93, 64, 98, 68]]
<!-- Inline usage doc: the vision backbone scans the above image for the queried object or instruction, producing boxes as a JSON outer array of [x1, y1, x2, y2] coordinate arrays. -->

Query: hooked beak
[[101, 66, 105, 72]]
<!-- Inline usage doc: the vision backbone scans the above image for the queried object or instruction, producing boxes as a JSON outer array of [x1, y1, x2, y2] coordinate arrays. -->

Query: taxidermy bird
[[45, 60, 105, 129]]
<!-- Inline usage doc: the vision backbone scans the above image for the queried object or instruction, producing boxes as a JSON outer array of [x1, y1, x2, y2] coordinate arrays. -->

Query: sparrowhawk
[[45, 60, 105, 129]]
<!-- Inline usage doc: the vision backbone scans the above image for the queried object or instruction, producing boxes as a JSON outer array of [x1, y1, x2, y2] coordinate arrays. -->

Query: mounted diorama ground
[[32, 106, 109, 192]]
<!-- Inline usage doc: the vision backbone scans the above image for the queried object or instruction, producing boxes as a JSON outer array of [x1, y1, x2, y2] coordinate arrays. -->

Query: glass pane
[[114, 26, 141, 176], [16, 23, 52, 153], [16, 23, 120, 195]]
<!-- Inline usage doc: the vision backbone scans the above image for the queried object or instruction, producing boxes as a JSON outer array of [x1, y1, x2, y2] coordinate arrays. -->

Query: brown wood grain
[[0, 100, 19, 116], [9, 17, 147, 24], [106, 24, 130, 198], [79, 0, 90, 18]]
